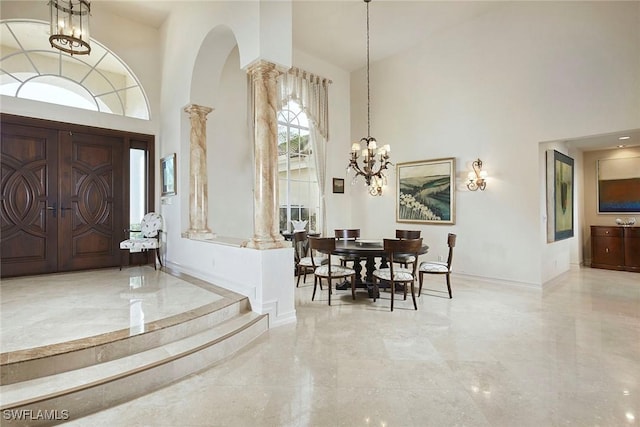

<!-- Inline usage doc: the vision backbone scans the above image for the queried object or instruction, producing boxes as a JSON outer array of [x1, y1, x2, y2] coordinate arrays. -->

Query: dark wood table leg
[[336, 256, 365, 290]]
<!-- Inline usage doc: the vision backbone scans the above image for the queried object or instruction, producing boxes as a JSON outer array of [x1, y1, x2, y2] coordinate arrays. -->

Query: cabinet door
[[591, 229, 625, 270], [624, 228, 640, 271]]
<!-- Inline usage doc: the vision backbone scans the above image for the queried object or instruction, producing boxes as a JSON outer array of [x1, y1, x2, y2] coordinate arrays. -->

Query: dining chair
[[293, 231, 326, 287], [309, 237, 356, 305], [335, 229, 360, 267], [119, 212, 163, 270], [418, 233, 456, 298], [395, 229, 421, 269], [372, 238, 422, 311]]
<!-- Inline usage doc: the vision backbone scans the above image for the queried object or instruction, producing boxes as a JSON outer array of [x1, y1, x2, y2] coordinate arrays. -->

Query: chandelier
[[347, 0, 391, 196], [49, 0, 91, 55]]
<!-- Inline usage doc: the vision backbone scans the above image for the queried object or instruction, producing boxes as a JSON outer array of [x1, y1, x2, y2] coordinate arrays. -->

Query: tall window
[[128, 139, 154, 234], [278, 100, 320, 233]]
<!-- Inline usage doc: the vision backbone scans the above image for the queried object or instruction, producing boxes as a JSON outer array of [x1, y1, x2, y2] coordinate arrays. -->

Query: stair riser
[[0, 315, 267, 426], [1, 299, 251, 385]]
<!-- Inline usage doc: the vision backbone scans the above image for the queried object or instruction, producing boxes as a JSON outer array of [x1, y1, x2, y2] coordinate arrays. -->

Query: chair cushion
[[120, 238, 160, 250], [373, 267, 414, 282], [394, 254, 416, 263], [314, 264, 355, 278], [299, 256, 327, 267], [419, 261, 449, 273]]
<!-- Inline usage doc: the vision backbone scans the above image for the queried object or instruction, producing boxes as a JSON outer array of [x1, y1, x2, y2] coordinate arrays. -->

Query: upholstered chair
[[119, 212, 163, 270], [372, 238, 422, 311], [418, 233, 456, 298], [309, 237, 356, 305]]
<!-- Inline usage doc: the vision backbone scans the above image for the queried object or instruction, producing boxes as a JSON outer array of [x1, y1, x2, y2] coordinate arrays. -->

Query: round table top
[[333, 239, 429, 257]]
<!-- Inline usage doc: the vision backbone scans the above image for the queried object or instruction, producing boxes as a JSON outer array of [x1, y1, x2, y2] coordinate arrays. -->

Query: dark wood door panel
[[1, 124, 58, 277], [1, 114, 153, 277], [58, 132, 124, 271]]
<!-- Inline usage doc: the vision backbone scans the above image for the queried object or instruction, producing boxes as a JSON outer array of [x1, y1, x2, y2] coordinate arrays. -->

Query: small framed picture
[[333, 177, 345, 194], [161, 153, 176, 197]]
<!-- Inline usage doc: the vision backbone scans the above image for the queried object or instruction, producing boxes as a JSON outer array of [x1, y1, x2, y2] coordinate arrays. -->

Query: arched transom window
[[0, 20, 149, 120]]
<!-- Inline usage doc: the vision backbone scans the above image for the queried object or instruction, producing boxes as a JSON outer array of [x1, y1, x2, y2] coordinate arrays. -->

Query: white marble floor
[[0, 267, 224, 353], [5, 266, 640, 426]]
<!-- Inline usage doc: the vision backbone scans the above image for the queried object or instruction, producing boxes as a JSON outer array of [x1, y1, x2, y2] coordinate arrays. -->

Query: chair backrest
[[292, 230, 308, 263], [383, 238, 423, 276], [446, 233, 457, 267], [396, 229, 421, 239], [308, 237, 335, 267], [335, 229, 360, 240], [141, 213, 162, 238]]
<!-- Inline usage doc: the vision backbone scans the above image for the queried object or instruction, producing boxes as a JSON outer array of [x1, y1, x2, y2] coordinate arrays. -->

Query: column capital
[[246, 60, 281, 80], [184, 104, 214, 118]]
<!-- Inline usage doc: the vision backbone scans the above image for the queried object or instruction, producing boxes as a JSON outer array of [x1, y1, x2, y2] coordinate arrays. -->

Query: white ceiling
[[94, 0, 500, 71], [92, 0, 639, 151]]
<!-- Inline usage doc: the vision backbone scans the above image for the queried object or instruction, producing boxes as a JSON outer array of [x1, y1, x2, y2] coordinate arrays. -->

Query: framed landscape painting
[[396, 158, 455, 224], [546, 150, 574, 242], [597, 156, 640, 213]]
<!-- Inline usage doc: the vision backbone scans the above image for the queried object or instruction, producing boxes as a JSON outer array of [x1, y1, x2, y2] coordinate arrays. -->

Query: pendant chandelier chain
[[347, 0, 391, 196], [366, 0, 371, 138]]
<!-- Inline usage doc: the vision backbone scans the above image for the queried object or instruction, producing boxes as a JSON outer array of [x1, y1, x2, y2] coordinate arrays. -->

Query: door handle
[[46, 202, 57, 218], [60, 205, 72, 217]]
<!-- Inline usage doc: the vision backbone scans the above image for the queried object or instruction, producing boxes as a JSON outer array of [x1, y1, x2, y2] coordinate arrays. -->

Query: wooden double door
[[1, 115, 151, 278]]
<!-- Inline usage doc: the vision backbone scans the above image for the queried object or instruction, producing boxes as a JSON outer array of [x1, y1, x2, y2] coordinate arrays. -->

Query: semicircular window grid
[[0, 20, 150, 120]]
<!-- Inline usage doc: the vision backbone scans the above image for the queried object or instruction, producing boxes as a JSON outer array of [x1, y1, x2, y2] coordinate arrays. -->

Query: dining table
[[333, 239, 429, 297]]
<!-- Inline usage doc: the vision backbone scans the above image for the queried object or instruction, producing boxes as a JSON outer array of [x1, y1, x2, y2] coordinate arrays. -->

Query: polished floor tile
[[0, 267, 224, 353], [6, 266, 640, 426]]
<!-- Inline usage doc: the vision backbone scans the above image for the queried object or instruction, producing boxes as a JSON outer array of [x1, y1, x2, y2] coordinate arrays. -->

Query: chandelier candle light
[[49, 0, 91, 55], [348, 0, 391, 196]]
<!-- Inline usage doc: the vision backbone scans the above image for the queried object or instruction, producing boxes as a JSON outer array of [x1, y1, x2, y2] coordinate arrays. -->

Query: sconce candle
[[467, 158, 487, 191]]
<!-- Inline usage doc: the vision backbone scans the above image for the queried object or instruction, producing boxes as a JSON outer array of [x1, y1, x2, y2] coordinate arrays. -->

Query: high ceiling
[[93, 0, 500, 72], [91, 0, 638, 150]]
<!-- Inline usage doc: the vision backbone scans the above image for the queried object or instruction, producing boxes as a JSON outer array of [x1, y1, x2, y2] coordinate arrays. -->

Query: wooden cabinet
[[591, 226, 639, 272], [624, 227, 640, 272]]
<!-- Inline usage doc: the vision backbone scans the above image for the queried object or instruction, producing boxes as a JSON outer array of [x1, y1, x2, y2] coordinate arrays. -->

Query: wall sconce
[[467, 158, 488, 191], [369, 175, 385, 196]]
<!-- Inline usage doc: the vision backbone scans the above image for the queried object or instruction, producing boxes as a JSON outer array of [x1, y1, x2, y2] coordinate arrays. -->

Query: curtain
[[278, 67, 332, 236]]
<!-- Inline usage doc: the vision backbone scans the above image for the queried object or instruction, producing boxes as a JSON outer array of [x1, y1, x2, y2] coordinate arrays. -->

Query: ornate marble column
[[246, 60, 287, 249], [184, 104, 215, 240]]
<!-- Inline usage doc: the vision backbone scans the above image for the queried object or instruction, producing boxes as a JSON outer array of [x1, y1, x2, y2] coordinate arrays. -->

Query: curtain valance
[[278, 67, 332, 141]]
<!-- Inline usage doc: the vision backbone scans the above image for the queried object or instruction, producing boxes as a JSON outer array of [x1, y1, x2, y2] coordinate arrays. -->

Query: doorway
[[1, 114, 154, 277]]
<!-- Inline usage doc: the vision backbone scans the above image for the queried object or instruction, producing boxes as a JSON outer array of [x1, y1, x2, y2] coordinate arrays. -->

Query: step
[[0, 310, 268, 426], [1, 298, 252, 385]]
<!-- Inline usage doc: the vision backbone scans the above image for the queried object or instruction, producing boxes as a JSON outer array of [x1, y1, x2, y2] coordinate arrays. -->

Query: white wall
[[349, 1, 640, 286], [208, 46, 254, 238]]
